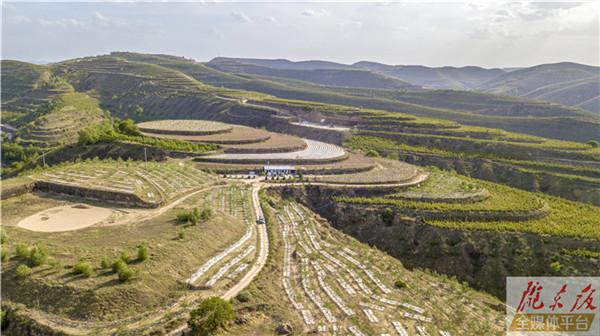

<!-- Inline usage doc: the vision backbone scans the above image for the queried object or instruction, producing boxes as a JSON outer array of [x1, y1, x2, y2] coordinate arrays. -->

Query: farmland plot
[[29, 159, 216, 206], [269, 202, 497, 335]]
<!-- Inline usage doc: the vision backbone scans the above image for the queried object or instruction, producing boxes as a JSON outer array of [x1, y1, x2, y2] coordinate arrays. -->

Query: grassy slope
[[0, 184, 246, 323]]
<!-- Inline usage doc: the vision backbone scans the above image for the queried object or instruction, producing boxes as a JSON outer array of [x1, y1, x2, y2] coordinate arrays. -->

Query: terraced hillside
[[228, 196, 504, 335], [277, 169, 600, 297], [3, 159, 216, 207], [19, 92, 109, 147]]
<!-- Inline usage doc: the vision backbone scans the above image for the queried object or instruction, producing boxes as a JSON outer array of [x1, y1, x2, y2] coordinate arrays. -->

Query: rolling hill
[[208, 57, 419, 90], [353, 61, 507, 90], [478, 62, 600, 113]]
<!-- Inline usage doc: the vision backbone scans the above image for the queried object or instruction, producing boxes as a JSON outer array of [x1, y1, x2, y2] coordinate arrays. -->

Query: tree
[[587, 140, 599, 148], [188, 297, 234, 336]]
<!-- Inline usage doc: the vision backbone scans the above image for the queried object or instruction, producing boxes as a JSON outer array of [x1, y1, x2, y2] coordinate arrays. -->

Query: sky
[[2, 1, 599, 68]]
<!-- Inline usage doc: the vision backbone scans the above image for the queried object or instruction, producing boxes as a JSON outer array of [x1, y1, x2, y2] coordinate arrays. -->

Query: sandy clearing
[[17, 204, 114, 232]]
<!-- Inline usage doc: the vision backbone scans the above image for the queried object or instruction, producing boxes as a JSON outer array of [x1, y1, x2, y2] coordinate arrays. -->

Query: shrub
[[550, 261, 563, 273], [117, 264, 135, 282], [177, 231, 186, 240], [365, 149, 380, 157], [29, 244, 48, 266], [15, 243, 29, 259], [1, 248, 9, 262], [15, 264, 32, 278], [394, 278, 409, 289], [137, 244, 149, 261], [188, 297, 234, 336], [200, 207, 213, 221], [112, 259, 126, 274], [100, 257, 111, 269], [236, 292, 250, 303], [177, 208, 199, 225], [117, 119, 142, 136], [587, 140, 599, 148], [0, 229, 7, 244], [381, 208, 394, 226], [120, 251, 131, 263], [72, 261, 93, 277]]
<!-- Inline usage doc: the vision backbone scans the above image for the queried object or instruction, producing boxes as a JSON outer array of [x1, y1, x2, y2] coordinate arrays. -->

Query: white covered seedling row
[[276, 202, 448, 335]]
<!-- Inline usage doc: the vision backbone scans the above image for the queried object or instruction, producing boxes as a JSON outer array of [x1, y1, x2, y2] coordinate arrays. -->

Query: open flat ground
[[141, 124, 271, 144], [17, 204, 114, 232], [138, 119, 233, 135]]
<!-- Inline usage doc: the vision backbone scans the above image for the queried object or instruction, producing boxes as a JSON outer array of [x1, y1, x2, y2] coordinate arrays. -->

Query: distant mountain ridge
[[207, 58, 418, 90], [208, 57, 599, 113], [353, 61, 507, 89]]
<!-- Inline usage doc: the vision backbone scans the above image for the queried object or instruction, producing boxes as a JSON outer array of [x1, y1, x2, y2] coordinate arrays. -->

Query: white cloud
[[301, 9, 327, 17], [230, 11, 252, 23]]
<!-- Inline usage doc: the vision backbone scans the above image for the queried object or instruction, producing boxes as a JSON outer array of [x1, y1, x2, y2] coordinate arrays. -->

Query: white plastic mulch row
[[417, 325, 431, 336], [314, 267, 354, 316], [300, 260, 337, 323], [359, 302, 385, 312], [186, 221, 254, 284], [348, 325, 367, 336], [363, 308, 379, 323], [392, 321, 409, 336], [205, 245, 255, 287]]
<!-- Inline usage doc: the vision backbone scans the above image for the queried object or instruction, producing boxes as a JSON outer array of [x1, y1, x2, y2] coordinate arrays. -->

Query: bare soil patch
[[17, 204, 114, 232]]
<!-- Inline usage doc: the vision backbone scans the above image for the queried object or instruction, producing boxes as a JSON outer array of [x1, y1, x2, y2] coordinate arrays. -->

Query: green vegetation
[[78, 120, 217, 153], [188, 297, 234, 336], [72, 261, 93, 277], [394, 278, 408, 289], [2, 248, 9, 262], [177, 208, 200, 225], [15, 243, 29, 259], [100, 257, 111, 269], [137, 244, 149, 261], [15, 264, 32, 278], [28, 243, 48, 266], [117, 264, 135, 282]]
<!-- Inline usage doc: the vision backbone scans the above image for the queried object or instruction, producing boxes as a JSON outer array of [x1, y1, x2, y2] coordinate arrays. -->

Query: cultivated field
[[199, 139, 346, 163], [141, 123, 271, 144], [20, 159, 216, 206], [313, 158, 421, 185], [390, 169, 490, 202], [137, 119, 233, 135], [228, 199, 504, 335]]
